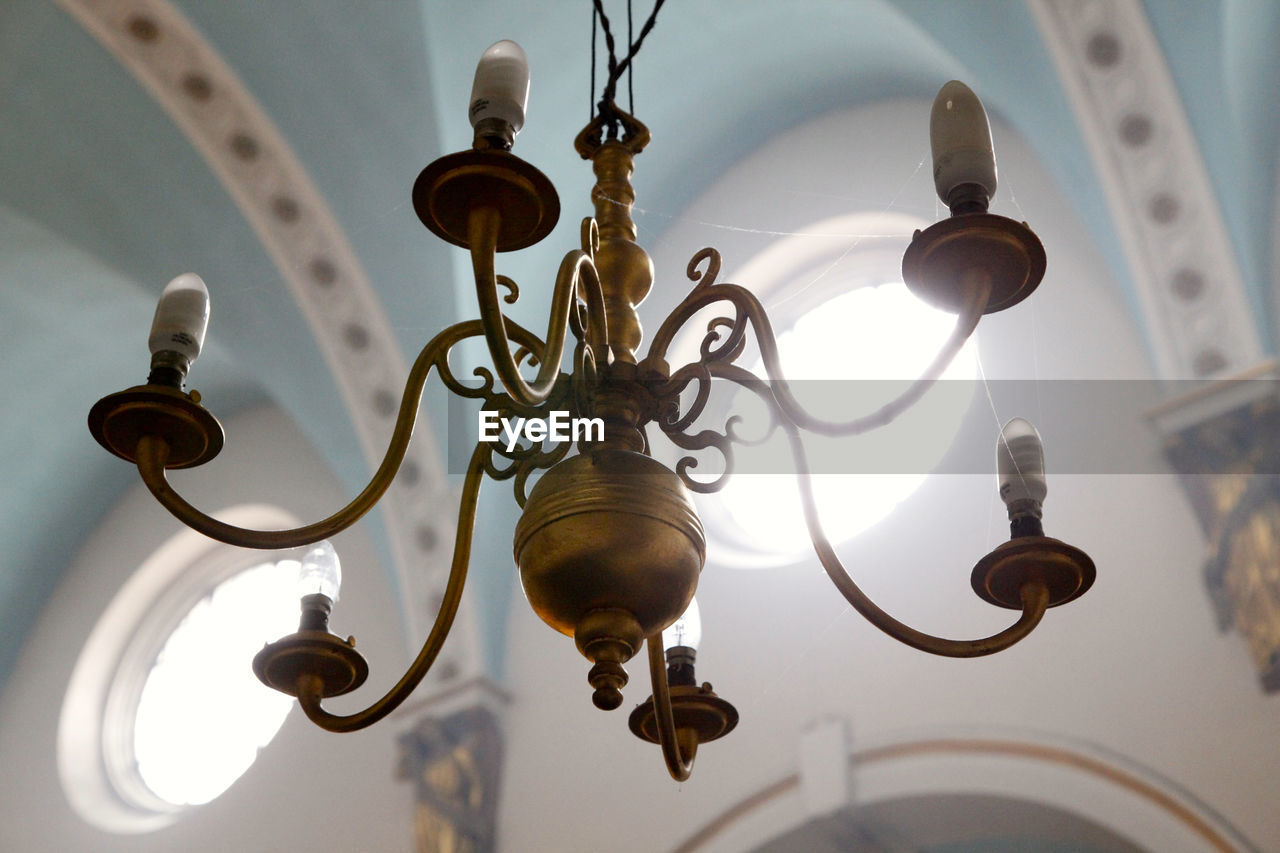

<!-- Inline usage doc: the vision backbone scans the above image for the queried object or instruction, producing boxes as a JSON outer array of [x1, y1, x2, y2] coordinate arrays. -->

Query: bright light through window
[[133, 560, 300, 806], [715, 280, 976, 562]]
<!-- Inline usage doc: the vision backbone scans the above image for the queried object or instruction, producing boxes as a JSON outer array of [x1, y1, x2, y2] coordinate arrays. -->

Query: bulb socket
[[1005, 497, 1044, 524], [147, 350, 191, 388], [472, 117, 516, 152], [1009, 513, 1045, 539], [946, 182, 991, 216], [299, 593, 335, 633], [665, 646, 698, 687]]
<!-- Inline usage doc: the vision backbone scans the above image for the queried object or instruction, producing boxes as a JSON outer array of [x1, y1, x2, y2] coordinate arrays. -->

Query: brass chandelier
[[88, 6, 1094, 782]]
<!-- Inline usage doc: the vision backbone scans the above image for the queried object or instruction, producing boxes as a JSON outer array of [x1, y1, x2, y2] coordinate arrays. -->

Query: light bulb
[[148, 273, 209, 365], [930, 80, 997, 209], [469, 40, 529, 135], [997, 417, 1047, 517], [662, 597, 702, 652], [298, 540, 342, 604]]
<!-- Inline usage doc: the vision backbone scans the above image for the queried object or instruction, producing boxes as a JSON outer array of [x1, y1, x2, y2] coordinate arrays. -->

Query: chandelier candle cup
[[970, 418, 1096, 610], [411, 40, 558, 252], [630, 596, 738, 759], [903, 80, 1045, 315], [252, 539, 370, 701], [88, 272, 223, 470]]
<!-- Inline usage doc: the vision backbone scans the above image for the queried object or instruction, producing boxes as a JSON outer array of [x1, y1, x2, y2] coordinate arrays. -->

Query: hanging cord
[[627, 0, 635, 113], [590, 3, 598, 124], [590, 0, 666, 137]]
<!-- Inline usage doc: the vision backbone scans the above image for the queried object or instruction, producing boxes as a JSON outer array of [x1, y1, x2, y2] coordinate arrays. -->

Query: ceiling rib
[[1030, 0, 1263, 379], [53, 0, 479, 690]]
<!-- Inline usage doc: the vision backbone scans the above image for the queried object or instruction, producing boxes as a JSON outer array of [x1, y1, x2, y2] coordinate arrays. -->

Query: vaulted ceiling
[[2, 2, 1279, 848]]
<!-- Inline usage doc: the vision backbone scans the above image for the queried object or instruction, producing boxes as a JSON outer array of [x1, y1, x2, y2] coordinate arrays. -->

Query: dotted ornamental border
[[1031, 0, 1264, 379], [55, 0, 478, 687]]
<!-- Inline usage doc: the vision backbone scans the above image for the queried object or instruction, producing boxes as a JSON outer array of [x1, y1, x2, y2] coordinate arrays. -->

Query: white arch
[[674, 732, 1257, 853]]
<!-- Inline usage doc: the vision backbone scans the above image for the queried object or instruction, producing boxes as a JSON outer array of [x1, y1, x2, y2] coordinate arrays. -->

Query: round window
[[664, 213, 977, 567], [130, 558, 299, 806], [715, 278, 976, 562], [60, 505, 303, 832]]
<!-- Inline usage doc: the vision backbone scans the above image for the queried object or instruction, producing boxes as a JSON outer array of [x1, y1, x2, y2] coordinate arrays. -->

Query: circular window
[[666, 213, 977, 567], [130, 559, 299, 806], [59, 505, 304, 832]]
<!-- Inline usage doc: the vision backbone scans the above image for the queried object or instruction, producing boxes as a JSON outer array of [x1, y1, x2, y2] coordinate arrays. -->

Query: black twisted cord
[[627, 0, 634, 113], [590, 3, 598, 123], [590, 0, 666, 135]]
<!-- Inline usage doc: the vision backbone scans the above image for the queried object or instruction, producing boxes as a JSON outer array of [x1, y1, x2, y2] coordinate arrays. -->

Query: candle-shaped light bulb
[[469, 40, 529, 146], [662, 597, 702, 653], [298, 540, 342, 604], [148, 273, 209, 366], [997, 417, 1047, 519], [930, 80, 997, 211]]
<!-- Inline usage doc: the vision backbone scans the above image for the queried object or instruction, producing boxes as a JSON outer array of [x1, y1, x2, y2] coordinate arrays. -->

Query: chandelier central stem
[[585, 134, 653, 366]]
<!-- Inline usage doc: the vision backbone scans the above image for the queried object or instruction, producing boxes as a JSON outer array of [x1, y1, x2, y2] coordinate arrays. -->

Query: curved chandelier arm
[[767, 276, 989, 437], [645, 633, 696, 782], [293, 442, 489, 732], [648, 249, 990, 438], [652, 362, 1046, 655], [468, 206, 605, 406], [134, 318, 518, 550], [786, 425, 1050, 656]]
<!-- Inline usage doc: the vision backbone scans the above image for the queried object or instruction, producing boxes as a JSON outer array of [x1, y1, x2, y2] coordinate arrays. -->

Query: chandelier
[[88, 5, 1094, 782]]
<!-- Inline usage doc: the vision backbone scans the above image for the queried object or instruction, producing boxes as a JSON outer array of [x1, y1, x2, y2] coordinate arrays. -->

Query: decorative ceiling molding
[[1029, 0, 1263, 379], [675, 735, 1254, 853], [53, 0, 479, 690]]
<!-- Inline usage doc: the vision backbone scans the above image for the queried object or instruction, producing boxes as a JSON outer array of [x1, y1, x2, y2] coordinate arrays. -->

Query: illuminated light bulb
[[662, 597, 702, 652], [930, 80, 997, 211], [148, 273, 209, 365], [298, 540, 342, 605], [997, 417, 1047, 519], [662, 598, 702, 688], [468, 40, 529, 140]]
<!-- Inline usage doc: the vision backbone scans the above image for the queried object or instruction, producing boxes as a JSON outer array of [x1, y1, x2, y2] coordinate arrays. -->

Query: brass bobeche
[[88, 84, 1093, 780]]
